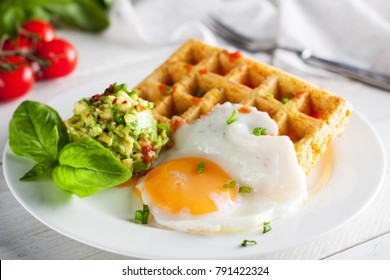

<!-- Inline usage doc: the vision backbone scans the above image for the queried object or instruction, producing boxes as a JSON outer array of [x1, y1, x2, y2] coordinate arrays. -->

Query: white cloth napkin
[[104, 0, 390, 79]]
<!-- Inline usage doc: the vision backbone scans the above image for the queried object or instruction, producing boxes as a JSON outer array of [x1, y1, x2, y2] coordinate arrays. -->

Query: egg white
[[135, 102, 307, 233]]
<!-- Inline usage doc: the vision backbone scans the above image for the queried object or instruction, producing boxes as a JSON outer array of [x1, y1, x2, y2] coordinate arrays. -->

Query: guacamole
[[65, 83, 169, 173]]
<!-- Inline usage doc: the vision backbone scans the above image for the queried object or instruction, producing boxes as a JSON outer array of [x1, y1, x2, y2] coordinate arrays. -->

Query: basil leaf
[[0, 3, 25, 37], [48, 125, 60, 159], [94, 0, 114, 9], [9, 100, 69, 162], [20, 159, 58, 181], [0, 0, 110, 37], [52, 139, 132, 197], [43, 0, 109, 32]]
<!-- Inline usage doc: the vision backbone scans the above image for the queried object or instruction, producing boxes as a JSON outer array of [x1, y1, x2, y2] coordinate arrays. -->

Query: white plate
[[3, 62, 387, 259]]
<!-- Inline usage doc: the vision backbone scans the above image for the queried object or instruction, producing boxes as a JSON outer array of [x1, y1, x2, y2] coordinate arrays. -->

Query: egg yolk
[[143, 157, 236, 215]]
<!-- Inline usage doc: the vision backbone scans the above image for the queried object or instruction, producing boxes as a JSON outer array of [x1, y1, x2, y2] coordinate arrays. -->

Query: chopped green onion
[[112, 83, 127, 92], [239, 186, 251, 193], [104, 83, 128, 94], [197, 162, 205, 173], [135, 205, 150, 224], [135, 210, 143, 223], [262, 222, 271, 234], [226, 109, 239, 125], [164, 86, 173, 95], [223, 180, 237, 189], [241, 240, 257, 247], [194, 88, 206, 97], [281, 93, 293, 104], [265, 93, 274, 99], [253, 127, 267, 136]]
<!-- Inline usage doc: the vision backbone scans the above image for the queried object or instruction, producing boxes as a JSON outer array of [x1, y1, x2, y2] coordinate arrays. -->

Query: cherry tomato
[[21, 19, 55, 43], [36, 38, 77, 79], [2, 35, 34, 52], [0, 56, 35, 101]]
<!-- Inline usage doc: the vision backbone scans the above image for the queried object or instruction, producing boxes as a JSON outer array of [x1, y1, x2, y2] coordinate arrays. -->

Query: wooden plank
[[325, 232, 390, 259]]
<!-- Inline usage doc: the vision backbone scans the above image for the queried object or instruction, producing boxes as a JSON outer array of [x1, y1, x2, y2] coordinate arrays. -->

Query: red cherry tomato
[[21, 19, 55, 43], [2, 35, 34, 52], [36, 38, 77, 79], [0, 56, 35, 101]]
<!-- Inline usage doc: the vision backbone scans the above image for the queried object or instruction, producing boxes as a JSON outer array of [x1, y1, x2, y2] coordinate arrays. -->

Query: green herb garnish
[[164, 86, 173, 95], [226, 109, 239, 125], [253, 127, 267, 136], [223, 180, 237, 189], [263, 222, 271, 234], [197, 162, 205, 173], [281, 97, 290, 104], [112, 83, 127, 93], [241, 240, 257, 247], [281, 93, 294, 104], [239, 186, 251, 193], [194, 89, 206, 97], [265, 93, 274, 99], [129, 89, 138, 95], [135, 205, 150, 224]]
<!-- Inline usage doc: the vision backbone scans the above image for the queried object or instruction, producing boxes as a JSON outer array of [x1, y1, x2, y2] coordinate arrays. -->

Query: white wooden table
[[1, 30, 389, 260]]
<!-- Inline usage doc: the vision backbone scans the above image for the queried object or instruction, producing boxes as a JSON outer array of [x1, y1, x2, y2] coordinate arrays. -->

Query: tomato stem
[[0, 48, 50, 72], [0, 34, 9, 51], [26, 53, 51, 69], [0, 61, 17, 71]]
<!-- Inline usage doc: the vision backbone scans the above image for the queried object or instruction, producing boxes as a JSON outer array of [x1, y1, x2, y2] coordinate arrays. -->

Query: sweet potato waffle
[[135, 39, 353, 174]]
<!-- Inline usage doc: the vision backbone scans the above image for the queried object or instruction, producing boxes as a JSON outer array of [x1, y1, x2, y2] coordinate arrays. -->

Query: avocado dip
[[65, 83, 169, 173]]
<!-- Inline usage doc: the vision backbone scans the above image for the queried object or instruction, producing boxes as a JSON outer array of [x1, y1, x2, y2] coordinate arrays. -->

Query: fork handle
[[299, 49, 390, 91]]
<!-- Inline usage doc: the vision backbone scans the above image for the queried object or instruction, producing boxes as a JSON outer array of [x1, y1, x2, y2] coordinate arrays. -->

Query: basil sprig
[[9, 100, 132, 197], [0, 0, 112, 37]]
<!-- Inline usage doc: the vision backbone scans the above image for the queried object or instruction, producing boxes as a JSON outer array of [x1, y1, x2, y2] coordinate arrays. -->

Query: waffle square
[[135, 39, 353, 174]]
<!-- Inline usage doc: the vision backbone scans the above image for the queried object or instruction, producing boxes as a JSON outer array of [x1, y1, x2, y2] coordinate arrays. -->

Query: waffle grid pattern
[[135, 39, 353, 174]]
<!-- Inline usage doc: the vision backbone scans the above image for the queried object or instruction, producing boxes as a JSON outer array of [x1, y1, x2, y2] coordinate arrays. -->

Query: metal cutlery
[[207, 16, 390, 91]]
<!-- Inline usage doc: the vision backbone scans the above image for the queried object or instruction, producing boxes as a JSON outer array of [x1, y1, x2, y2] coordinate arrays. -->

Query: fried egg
[[135, 102, 307, 233]]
